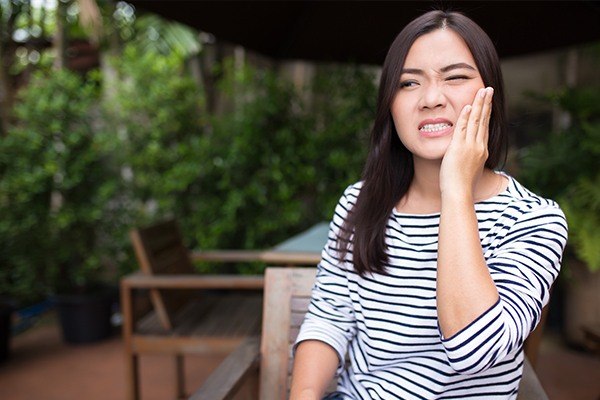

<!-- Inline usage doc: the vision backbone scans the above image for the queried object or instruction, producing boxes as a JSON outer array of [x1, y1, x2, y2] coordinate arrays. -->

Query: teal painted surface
[[273, 222, 329, 253]]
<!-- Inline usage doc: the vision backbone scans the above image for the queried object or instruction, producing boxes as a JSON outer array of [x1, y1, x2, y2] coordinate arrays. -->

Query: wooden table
[[191, 222, 329, 267]]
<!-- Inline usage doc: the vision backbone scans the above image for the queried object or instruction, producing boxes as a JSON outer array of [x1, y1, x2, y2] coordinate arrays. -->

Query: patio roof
[[128, 1, 600, 65]]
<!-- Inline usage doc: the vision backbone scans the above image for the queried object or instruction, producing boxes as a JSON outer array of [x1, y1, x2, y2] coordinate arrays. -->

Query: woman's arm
[[436, 87, 567, 375], [290, 340, 339, 400], [437, 87, 499, 339], [291, 187, 359, 397]]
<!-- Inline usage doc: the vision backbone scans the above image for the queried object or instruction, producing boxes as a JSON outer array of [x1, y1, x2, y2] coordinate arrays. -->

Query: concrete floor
[[1, 314, 599, 400]]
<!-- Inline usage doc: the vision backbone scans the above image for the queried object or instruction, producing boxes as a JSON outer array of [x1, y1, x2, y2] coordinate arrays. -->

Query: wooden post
[[121, 281, 140, 400]]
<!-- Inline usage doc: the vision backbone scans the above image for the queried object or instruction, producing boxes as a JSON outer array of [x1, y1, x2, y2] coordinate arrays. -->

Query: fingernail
[[465, 105, 472, 113], [479, 88, 486, 98], [487, 87, 494, 96]]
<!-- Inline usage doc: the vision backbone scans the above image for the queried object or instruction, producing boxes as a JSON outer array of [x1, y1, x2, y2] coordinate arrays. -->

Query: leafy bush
[[191, 63, 375, 273], [109, 53, 376, 274], [1, 49, 379, 302], [0, 69, 123, 303], [519, 87, 600, 272], [107, 44, 207, 241]]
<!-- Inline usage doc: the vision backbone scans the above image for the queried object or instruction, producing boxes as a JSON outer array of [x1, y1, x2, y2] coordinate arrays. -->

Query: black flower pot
[[0, 303, 14, 362], [53, 291, 113, 344]]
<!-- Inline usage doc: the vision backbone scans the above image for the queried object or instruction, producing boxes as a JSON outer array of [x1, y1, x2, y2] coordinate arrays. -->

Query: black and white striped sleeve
[[294, 187, 358, 374], [440, 201, 568, 375]]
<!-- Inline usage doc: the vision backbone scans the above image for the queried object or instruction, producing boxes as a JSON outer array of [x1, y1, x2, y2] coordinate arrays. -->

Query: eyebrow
[[400, 62, 477, 75]]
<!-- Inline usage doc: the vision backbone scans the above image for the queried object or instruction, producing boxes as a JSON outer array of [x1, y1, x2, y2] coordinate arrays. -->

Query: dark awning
[[128, 1, 600, 65]]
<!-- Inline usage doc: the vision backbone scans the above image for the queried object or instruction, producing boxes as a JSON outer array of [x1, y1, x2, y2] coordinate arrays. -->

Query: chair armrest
[[517, 357, 549, 400], [191, 250, 266, 263], [121, 272, 264, 290], [191, 250, 321, 265], [189, 336, 260, 400]]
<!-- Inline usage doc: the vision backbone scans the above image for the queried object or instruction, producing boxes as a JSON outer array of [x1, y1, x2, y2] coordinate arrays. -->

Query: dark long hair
[[340, 10, 507, 276]]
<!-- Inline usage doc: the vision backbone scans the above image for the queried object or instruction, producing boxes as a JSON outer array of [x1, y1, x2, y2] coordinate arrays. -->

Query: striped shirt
[[295, 174, 568, 399]]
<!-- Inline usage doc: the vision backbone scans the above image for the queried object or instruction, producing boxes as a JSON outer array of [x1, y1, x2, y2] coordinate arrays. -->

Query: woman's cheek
[[447, 84, 482, 108]]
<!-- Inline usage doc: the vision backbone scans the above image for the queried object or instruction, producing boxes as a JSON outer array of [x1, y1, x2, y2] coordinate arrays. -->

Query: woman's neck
[[396, 159, 506, 215], [396, 159, 444, 214]]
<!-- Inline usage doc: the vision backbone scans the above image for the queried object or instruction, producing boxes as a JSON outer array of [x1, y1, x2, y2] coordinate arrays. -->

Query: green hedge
[[0, 69, 120, 302], [518, 87, 600, 272], [0, 49, 377, 304]]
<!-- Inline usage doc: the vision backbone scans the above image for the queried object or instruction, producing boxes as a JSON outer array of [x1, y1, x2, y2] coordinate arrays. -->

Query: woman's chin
[[412, 145, 451, 162]]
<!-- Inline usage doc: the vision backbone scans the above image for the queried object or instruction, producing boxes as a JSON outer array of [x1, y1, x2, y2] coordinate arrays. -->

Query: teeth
[[420, 123, 451, 132]]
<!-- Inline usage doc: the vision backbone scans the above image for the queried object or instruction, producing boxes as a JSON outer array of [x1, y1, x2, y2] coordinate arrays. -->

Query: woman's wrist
[[440, 186, 474, 206]]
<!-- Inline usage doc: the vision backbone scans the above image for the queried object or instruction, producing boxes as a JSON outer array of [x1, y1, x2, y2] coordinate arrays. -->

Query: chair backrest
[[130, 219, 196, 330], [259, 267, 317, 400], [258, 267, 549, 400]]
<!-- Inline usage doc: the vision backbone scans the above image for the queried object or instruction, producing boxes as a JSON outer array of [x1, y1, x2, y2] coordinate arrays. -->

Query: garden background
[[1, 1, 599, 341]]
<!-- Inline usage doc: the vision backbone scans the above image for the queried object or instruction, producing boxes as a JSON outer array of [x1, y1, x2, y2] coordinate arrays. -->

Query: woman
[[290, 10, 568, 400]]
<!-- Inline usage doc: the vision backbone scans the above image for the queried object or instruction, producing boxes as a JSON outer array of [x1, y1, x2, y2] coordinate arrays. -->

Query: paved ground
[[1, 313, 599, 400]]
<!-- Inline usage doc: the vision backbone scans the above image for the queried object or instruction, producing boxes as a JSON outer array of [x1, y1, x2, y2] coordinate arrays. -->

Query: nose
[[418, 83, 446, 110]]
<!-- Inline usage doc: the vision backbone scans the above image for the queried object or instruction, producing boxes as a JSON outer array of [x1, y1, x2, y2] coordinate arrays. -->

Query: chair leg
[[238, 367, 260, 400], [125, 352, 140, 400], [176, 354, 186, 399]]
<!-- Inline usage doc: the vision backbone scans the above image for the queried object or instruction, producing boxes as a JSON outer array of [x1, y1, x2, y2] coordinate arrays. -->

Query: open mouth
[[419, 122, 453, 133]]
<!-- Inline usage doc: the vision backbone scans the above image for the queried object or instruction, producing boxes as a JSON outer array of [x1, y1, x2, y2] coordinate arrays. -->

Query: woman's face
[[391, 28, 485, 162]]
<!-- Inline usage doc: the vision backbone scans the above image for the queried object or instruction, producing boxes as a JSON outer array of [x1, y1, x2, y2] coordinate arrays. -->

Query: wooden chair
[[121, 219, 267, 400], [189, 267, 550, 400]]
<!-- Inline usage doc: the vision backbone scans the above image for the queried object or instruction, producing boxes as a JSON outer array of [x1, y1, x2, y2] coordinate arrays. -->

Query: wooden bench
[[189, 267, 550, 400], [121, 219, 267, 400]]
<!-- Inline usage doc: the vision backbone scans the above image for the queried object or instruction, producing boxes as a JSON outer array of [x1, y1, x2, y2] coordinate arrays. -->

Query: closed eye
[[446, 75, 470, 81], [399, 80, 419, 88]]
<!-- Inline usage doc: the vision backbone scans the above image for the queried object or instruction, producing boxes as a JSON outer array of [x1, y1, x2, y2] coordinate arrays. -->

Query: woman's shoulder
[[338, 181, 363, 205], [501, 173, 566, 221]]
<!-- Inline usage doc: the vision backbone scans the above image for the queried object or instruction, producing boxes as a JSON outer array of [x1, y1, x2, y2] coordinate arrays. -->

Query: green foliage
[[308, 64, 376, 211], [192, 63, 375, 274], [519, 87, 600, 271], [107, 54, 375, 275], [129, 13, 201, 61], [107, 44, 206, 235], [0, 69, 122, 302], [1, 47, 378, 301], [561, 176, 600, 271]]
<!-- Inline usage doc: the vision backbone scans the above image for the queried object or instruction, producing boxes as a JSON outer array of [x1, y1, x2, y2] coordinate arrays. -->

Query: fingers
[[453, 104, 472, 140], [453, 87, 493, 143], [465, 88, 486, 136], [465, 88, 485, 139], [477, 87, 494, 143]]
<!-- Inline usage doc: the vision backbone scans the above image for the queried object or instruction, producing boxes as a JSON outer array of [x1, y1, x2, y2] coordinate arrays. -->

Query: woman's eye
[[446, 75, 469, 81], [399, 80, 418, 88]]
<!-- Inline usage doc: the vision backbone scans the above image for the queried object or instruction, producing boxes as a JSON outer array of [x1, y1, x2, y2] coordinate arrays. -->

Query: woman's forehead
[[403, 29, 476, 71]]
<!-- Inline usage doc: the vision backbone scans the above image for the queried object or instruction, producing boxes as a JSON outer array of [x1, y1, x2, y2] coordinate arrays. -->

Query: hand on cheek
[[439, 87, 494, 198]]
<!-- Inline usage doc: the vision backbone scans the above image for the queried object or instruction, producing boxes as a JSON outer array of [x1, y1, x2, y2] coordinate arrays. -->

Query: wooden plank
[[260, 251, 321, 265], [180, 295, 261, 337], [130, 223, 192, 329], [191, 250, 321, 265], [191, 250, 266, 263], [260, 268, 293, 400], [189, 336, 261, 400], [290, 268, 317, 295], [258, 267, 317, 399], [291, 297, 311, 311], [130, 227, 173, 329], [122, 274, 264, 290], [125, 219, 269, 400], [131, 335, 245, 354], [121, 281, 140, 400]]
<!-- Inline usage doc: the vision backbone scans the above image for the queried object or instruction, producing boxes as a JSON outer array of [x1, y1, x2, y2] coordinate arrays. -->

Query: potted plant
[[1, 69, 123, 343], [0, 297, 15, 363], [518, 85, 600, 347]]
